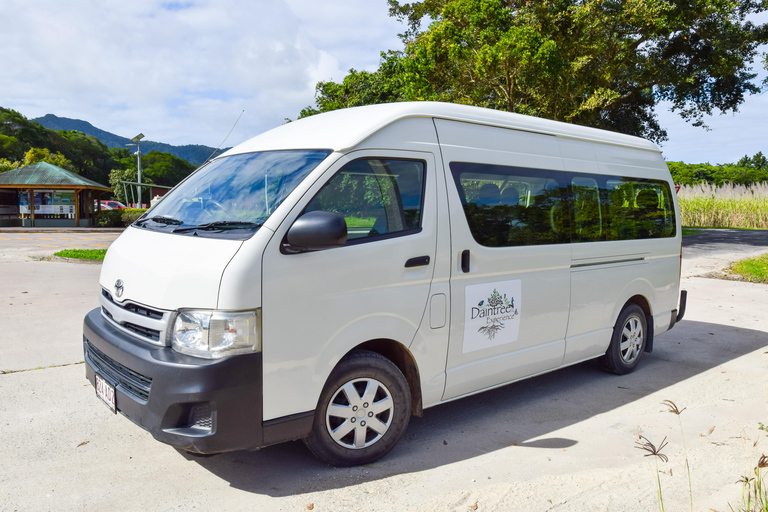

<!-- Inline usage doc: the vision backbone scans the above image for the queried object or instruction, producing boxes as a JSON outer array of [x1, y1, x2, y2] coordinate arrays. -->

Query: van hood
[[100, 226, 243, 311]]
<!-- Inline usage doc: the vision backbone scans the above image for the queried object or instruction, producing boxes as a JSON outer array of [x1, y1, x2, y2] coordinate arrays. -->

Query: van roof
[[222, 101, 660, 157]]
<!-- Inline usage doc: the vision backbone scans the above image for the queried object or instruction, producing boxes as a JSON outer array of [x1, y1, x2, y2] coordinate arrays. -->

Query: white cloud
[[1, 0, 764, 162], [0, 0, 404, 147]]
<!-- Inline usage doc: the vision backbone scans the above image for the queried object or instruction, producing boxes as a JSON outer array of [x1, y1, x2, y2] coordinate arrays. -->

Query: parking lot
[[1, 229, 767, 511], [0, 230, 122, 263]]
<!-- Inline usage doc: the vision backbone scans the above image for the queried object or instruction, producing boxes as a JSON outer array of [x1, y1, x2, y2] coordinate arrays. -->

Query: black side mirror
[[284, 211, 347, 253]]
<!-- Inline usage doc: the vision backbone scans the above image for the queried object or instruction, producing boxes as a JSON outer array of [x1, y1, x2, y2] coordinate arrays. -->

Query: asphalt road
[[0, 229, 766, 511], [682, 228, 768, 277], [683, 227, 768, 258]]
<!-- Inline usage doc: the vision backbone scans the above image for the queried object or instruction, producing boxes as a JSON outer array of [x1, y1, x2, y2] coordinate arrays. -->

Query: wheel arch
[[623, 294, 655, 353], [350, 339, 423, 417]]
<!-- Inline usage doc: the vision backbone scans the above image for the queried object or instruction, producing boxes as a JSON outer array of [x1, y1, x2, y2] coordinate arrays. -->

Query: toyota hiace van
[[84, 102, 686, 466]]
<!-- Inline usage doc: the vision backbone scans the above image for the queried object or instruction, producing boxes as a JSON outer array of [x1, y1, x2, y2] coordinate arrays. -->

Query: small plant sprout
[[661, 400, 686, 416], [750, 454, 768, 510], [636, 435, 669, 512], [662, 400, 693, 512], [636, 435, 670, 463], [734, 454, 768, 511]]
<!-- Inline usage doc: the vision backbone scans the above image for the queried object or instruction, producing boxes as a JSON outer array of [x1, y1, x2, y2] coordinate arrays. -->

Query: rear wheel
[[304, 350, 411, 467], [599, 304, 647, 375]]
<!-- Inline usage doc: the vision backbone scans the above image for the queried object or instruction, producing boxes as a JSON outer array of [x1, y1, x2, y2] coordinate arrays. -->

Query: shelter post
[[74, 188, 80, 227], [28, 187, 35, 228]]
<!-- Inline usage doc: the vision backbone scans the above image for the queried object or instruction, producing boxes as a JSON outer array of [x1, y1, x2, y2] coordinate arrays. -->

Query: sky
[[1, 0, 765, 165]]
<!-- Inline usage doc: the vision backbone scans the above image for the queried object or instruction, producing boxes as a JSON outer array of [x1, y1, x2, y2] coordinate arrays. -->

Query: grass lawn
[[345, 216, 376, 228], [729, 253, 768, 283], [54, 249, 107, 260]]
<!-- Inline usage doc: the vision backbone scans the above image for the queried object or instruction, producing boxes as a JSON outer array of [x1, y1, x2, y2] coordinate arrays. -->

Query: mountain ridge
[[32, 114, 227, 166]]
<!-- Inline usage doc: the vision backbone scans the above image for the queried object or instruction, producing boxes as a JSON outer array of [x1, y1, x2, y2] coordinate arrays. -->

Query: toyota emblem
[[115, 279, 124, 298]]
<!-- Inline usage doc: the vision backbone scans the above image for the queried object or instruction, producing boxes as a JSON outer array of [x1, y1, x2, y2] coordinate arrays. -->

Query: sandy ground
[[0, 231, 766, 511]]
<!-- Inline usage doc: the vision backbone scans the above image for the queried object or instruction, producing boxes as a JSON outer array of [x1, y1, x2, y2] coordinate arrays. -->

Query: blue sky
[[1, 0, 765, 164]]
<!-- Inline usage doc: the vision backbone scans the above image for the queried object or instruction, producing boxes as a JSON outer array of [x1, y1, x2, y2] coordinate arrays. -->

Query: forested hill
[[33, 114, 227, 166]]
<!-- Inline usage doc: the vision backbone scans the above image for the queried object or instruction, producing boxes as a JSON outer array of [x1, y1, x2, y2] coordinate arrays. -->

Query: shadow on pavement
[[181, 318, 767, 497], [683, 228, 768, 251]]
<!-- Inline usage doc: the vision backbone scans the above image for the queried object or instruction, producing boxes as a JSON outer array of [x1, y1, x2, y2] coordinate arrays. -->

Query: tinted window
[[571, 174, 676, 242], [603, 177, 676, 241], [452, 162, 676, 247], [451, 162, 570, 247], [306, 158, 425, 242]]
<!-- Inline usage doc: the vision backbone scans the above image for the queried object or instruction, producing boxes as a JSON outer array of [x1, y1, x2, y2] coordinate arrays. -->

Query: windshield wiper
[[135, 215, 184, 226], [173, 221, 263, 233]]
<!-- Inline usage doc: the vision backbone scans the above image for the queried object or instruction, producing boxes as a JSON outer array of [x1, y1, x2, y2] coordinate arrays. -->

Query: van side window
[[571, 176, 603, 242], [452, 163, 676, 247], [306, 158, 425, 242], [450, 162, 569, 247], [603, 178, 676, 240]]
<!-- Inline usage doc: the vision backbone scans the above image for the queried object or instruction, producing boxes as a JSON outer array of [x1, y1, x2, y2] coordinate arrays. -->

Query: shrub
[[95, 208, 147, 227], [94, 210, 123, 227], [121, 208, 146, 225]]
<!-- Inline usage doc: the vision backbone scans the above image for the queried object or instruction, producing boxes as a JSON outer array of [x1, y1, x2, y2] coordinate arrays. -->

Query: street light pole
[[130, 133, 145, 207]]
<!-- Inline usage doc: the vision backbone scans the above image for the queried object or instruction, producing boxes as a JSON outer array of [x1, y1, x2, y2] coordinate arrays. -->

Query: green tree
[[303, 0, 768, 143], [22, 147, 75, 171], [298, 52, 406, 118], [54, 131, 115, 184], [109, 167, 147, 204], [0, 108, 48, 159], [140, 151, 195, 187], [737, 151, 768, 170], [0, 158, 20, 173], [667, 160, 768, 186], [0, 134, 22, 160]]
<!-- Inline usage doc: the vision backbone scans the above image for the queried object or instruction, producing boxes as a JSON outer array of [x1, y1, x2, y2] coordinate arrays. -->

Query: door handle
[[461, 250, 470, 273], [404, 256, 430, 268]]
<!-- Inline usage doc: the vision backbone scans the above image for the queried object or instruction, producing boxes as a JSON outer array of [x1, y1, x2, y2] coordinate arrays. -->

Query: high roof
[[222, 101, 660, 157], [0, 162, 111, 191]]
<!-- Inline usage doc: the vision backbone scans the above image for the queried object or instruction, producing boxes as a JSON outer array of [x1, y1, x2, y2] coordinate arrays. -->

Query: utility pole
[[129, 133, 145, 207]]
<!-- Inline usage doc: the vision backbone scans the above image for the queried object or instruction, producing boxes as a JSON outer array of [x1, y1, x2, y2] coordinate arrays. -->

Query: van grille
[[102, 290, 164, 319], [123, 322, 161, 342], [100, 288, 169, 346], [85, 340, 152, 402]]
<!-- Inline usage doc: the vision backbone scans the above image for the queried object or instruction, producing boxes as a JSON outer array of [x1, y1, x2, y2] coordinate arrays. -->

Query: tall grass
[[677, 183, 768, 229]]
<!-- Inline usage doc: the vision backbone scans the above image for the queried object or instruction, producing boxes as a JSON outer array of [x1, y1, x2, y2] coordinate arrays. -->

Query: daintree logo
[[463, 280, 522, 353], [472, 288, 519, 340]]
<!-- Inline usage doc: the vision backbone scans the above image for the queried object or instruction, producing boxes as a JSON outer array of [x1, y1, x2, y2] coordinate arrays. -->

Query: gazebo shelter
[[0, 162, 112, 227]]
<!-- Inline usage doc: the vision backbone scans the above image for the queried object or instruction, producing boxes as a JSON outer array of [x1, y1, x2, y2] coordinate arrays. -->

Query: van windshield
[[134, 150, 332, 239]]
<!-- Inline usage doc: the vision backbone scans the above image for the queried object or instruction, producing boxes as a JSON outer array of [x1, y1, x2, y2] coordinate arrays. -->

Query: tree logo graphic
[[476, 288, 518, 340]]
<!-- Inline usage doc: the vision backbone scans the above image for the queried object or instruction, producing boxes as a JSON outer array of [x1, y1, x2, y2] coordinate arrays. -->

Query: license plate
[[95, 374, 117, 414]]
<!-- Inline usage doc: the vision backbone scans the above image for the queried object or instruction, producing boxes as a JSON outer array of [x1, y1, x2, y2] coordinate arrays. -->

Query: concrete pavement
[[0, 229, 766, 511]]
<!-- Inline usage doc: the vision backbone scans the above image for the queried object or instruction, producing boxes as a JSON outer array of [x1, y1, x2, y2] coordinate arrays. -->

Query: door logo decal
[[463, 280, 521, 353]]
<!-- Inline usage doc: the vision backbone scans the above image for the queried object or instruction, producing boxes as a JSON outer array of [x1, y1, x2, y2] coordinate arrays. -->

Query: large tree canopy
[[301, 0, 767, 143]]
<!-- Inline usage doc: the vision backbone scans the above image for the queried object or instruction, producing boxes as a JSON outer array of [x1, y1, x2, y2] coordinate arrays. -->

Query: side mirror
[[284, 211, 347, 253]]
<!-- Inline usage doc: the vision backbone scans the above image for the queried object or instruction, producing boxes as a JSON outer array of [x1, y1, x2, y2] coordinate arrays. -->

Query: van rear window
[[451, 162, 676, 247]]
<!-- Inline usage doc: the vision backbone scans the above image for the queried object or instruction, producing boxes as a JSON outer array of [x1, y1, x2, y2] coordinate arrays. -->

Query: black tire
[[599, 303, 648, 375], [304, 350, 411, 467]]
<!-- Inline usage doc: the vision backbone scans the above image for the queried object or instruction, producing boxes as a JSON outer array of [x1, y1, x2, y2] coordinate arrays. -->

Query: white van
[[84, 102, 686, 466]]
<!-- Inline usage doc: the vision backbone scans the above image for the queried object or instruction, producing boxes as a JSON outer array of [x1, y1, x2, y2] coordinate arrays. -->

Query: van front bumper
[[83, 307, 263, 454]]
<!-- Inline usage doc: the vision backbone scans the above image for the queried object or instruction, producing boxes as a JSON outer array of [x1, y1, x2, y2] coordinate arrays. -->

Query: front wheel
[[304, 350, 411, 467], [599, 304, 648, 375]]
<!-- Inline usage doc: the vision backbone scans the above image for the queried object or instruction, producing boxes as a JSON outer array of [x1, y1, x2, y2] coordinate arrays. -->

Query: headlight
[[171, 309, 260, 359]]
